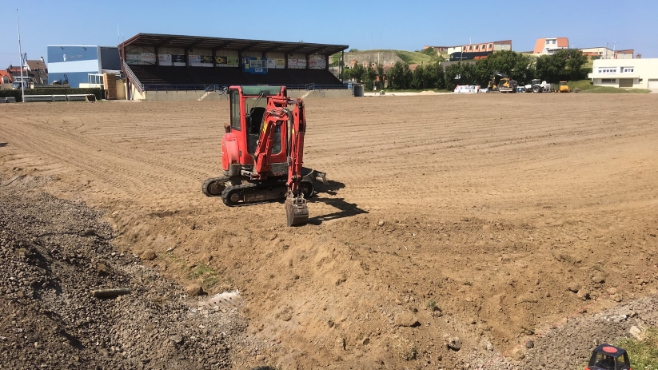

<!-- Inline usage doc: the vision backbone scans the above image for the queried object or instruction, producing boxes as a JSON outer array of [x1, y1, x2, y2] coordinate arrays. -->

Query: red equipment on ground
[[585, 344, 631, 370], [202, 85, 326, 226]]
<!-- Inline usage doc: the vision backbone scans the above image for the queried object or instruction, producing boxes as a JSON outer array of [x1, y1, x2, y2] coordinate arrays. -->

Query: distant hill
[[331, 49, 439, 67]]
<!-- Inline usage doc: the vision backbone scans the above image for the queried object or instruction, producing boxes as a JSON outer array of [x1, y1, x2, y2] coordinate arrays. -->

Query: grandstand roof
[[120, 33, 349, 56]]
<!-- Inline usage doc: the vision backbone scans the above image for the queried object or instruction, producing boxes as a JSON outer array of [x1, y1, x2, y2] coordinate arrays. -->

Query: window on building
[[622, 67, 634, 73], [639, 79, 643, 82], [601, 79, 616, 83]]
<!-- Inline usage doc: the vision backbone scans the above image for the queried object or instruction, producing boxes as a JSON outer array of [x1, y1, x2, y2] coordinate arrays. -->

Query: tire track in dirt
[[3, 115, 215, 210], [1, 95, 657, 369]]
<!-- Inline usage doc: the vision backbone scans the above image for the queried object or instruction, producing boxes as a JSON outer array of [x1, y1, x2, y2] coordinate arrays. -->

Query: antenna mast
[[17, 9, 25, 102]]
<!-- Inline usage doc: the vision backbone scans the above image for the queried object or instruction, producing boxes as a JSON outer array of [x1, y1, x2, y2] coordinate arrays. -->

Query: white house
[[533, 37, 569, 55], [588, 58, 658, 90]]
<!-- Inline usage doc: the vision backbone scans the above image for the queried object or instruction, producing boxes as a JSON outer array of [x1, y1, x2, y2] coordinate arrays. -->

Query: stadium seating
[[128, 65, 342, 90]]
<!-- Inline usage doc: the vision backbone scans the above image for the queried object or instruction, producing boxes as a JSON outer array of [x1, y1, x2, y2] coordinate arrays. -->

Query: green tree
[[535, 54, 563, 83], [445, 62, 476, 90], [343, 67, 352, 81], [535, 49, 587, 82], [350, 63, 366, 83], [424, 61, 445, 90], [411, 64, 425, 89], [402, 64, 413, 89], [433, 62, 446, 90], [364, 64, 377, 91], [388, 62, 405, 89], [563, 49, 588, 80], [473, 50, 535, 85], [377, 64, 385, 89]]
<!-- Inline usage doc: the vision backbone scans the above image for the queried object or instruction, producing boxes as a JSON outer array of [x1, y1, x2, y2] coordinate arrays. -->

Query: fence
[[23, 94, 96, 102]]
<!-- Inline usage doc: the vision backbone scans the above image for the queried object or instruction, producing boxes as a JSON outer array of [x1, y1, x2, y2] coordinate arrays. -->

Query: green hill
[[331, 49, 440, 66]]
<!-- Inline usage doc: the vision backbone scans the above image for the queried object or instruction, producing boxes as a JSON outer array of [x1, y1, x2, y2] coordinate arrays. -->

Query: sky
[[1, 0, 656, 68]]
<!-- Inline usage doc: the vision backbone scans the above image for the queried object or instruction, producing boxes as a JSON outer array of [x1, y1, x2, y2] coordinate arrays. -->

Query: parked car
[[11, 81, 32, 90], [454, 85, 481, 94]]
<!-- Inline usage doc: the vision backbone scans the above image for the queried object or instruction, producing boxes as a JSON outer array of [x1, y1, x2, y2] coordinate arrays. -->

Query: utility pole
[[17, 9, 25, 102], [613, 41, 616, 59]]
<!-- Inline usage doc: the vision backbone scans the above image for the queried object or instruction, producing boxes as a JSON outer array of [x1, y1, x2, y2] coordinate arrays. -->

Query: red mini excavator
[[202, 85, 326, 226]]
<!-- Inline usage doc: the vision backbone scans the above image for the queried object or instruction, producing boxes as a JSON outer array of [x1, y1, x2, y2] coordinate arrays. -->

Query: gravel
[[0, 183, 246, 369]]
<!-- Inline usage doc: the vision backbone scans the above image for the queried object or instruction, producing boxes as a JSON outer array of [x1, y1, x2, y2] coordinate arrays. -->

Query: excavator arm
[[251, 96, 309, 226], [284, 99, 309, 226]]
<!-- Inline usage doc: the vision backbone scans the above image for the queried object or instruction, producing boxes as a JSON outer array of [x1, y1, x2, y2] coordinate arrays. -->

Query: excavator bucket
[[285, 195, 309, 226]]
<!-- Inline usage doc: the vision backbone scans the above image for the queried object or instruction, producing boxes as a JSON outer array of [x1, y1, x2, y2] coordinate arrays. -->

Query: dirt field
[[1, 93, 657, 369]]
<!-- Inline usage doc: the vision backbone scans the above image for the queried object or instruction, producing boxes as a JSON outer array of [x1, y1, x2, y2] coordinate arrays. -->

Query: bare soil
[[1, 93, 657, 369]]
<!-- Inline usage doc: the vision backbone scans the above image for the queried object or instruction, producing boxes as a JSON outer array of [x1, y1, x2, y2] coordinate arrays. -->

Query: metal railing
[[198, 85, 229, 101], [141, 83, 348, 93], [123, 62, 144, 93]]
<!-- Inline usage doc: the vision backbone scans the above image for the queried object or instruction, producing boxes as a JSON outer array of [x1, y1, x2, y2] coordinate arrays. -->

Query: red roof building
[[533, 37, 570, 55], [0, 70, 12, 84]]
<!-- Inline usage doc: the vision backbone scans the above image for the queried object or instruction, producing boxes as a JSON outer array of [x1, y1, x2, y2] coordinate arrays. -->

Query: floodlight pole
[[17, 9, 25, 102]]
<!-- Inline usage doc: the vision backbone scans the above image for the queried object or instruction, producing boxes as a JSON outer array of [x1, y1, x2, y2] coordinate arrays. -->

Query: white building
[[588, 58, 658, 90], [581, 47, 634, 60], [533, 37, 569, 55]]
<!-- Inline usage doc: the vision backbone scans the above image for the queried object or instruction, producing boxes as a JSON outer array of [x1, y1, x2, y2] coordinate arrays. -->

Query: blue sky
[[1, 0, 656, 68]]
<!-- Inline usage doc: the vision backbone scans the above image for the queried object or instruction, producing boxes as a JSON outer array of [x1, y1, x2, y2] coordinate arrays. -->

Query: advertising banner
[[158, 54, 172, 66], [266, 58, 276, 69], [275, 58, 285, 69], [227, 56, 239, 66], [216, 56, 227, 65], [189, 55, 202, 66], [172, 54, 186, 66], [126, 53, 156, 65], [198, 55, 213, 67], [141, 53, 155, 65], [309, 54, 326, 69], [289, 58, 307, 69], [242, 57, 268, 74], [126, 54, 141, 65]]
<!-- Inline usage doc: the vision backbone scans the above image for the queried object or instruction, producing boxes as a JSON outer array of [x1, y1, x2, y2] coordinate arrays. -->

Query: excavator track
[[203, 174, 315, 205], [221, 182, 283, 206], [219, 180, 314, 207], [202, 176, 230, 197]]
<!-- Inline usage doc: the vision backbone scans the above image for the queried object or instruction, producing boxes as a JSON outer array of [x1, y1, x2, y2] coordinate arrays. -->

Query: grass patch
[[567, 80, 651, 93], [615, 327, 658, 369], [395, 50, 433, 65], [335, 49, 435, 66], [164, 251, 187, 268], [393, 335, 417, 361], [188, 263, 220, 289]]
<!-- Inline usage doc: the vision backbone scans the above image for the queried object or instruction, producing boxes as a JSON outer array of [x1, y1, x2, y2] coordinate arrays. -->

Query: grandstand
[[119, 33, 350, 101]]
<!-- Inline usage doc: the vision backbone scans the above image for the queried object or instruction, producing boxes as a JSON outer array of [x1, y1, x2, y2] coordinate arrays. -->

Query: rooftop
[[119, 33, 349, 56]]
